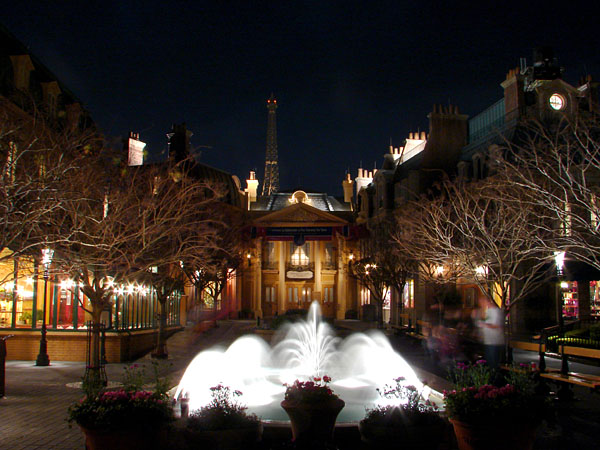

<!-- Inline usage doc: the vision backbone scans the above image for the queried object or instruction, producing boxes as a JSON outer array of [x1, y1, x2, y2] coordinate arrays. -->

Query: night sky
[[2, 2, 599, 196]]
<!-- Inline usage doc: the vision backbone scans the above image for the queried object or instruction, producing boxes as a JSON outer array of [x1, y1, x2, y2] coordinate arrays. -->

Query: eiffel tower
[[262, 94, 279, 195]]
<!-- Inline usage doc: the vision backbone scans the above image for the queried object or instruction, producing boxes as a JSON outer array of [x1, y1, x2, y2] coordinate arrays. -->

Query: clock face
[[549, 93, 566, 111]]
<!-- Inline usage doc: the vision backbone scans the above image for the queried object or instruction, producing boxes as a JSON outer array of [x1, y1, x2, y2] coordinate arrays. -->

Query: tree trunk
[[152, 298, 168, 359], [83, 302, 106, 391]]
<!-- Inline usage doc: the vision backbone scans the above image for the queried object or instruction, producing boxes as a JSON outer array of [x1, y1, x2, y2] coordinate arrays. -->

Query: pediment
[[254, 202, 348, 227]]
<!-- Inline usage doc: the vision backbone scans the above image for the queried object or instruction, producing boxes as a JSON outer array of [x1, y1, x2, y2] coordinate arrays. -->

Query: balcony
[[286, 262, 314, 272], [321, 260, 337, 270]]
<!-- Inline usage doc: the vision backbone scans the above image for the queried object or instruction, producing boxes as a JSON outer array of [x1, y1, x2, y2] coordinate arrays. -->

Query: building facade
[[353, 48, 600, 334], [241, 189, 358, 319]]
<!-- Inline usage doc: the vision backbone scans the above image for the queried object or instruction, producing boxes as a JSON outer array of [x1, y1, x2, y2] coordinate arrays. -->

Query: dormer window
[[290, 190, 309, 204]]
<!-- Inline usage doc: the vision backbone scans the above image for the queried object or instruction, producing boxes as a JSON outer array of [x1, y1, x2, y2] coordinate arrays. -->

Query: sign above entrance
[[267, 227, 332, 237], [287, 270, 313, 279], [252, 226, 348, 241]]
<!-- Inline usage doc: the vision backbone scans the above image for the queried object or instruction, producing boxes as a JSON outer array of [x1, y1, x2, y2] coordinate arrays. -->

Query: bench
[[506, 341, 600, 399], [508, 339, 548, 371]]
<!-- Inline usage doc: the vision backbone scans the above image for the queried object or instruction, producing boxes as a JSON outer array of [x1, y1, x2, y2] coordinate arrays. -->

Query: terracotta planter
[[449, 418, 538, 450], [358, 419, 446, 449], [185, 423, 263, 450], [80, 425, 166, 450], [281, 397, 345, 444]]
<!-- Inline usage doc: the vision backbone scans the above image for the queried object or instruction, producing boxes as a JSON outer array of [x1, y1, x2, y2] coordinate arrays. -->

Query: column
[[254, 238, 262, 318], [336, 235, 347, 320], [314, 241, 322, 299], [278, 241, 286, 313]]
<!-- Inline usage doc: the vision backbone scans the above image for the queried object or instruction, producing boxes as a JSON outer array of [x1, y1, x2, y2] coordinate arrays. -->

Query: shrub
[[345, 309, 358, 320], [362, 377, 442, 427], [269, 309, 307, 329], [444, 361, 551, 424], [590, 324, 600, 341], [186, 385, 260, 431], [565, 328, 588, 338], [68, 363, 174, 432], [283, 376, 339, 404]]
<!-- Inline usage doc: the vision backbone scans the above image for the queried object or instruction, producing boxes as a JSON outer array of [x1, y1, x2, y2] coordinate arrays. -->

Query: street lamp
[[35, 248, 54, 366], [554, 251, 569, 374]]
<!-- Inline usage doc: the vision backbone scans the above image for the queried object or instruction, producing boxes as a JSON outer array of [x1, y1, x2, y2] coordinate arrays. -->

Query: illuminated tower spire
[[262, 94, 279, 195]]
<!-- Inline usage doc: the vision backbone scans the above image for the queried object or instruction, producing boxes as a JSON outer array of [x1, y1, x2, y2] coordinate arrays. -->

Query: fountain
[[175, 302, 439, 422]]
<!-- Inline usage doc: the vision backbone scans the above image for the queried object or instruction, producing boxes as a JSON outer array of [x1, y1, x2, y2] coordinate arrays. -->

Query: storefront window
[[403, 280, 414, 308], [0, 251, 37, 329], [591, 281, 600, 319], [0, 248, 181, 331], [562, 281, 578, 319], [360, 287, 370, 306]]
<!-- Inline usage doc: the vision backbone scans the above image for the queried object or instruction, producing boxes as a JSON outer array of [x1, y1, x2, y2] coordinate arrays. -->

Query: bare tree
[[50, 151, 225, 377], [399, 175, 554, 327], [0, 101, 98, 282], [182, 205, 247, 320], [497, 114, 600, 274], [348, 218, 417, 327]]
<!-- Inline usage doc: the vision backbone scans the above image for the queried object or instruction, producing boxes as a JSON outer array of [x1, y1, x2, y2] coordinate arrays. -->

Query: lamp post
[[35, 248, 54, 366], [554, 251, 569, 375]]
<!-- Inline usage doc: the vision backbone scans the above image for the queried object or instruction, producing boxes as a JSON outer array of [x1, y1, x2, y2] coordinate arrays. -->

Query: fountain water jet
[[175, 302, 437, 422]]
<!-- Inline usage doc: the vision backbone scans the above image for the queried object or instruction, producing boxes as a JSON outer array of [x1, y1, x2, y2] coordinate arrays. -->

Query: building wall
[[0, 327, 182, 362], [242, 238, 356, 320]]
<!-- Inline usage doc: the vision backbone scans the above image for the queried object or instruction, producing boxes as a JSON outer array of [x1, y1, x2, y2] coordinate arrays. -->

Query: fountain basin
[[175, 302, 444, 424]]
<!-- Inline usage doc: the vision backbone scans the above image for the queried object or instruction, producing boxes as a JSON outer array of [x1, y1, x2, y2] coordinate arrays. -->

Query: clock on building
[[549, 93, 566, 111]]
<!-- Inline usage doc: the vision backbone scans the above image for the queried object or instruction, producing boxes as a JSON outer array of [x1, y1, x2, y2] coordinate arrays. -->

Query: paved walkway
[[1, 321, 600, 449], [0, 320, 256, 450]]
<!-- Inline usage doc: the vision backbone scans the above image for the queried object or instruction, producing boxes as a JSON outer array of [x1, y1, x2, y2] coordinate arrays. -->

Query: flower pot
[[449, 418, 538, 450], [358, 419, 446, 449], [80, 425, 167, 450], [185, 423, 263, 450], [281, 397, 345, 444]]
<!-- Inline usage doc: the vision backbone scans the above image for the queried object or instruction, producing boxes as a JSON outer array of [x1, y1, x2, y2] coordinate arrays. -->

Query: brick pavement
[[2, 321, 600, 449], [0, 321, 255, 450]]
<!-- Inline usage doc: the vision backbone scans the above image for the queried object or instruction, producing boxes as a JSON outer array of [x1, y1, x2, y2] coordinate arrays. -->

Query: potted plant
[[67, 363, 174, 450], [359, 377, 447, 449], [281, 375, 345, 446], [444, 360, 552, 450], [20, 311, 32, 325], [184, 384, 262, 450]]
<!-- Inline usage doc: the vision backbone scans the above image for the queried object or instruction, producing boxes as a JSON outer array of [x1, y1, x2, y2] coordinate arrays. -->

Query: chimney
[[423, 103, 468, 170], [342, 172, 353, 204], [245, 170, 259, 208], [167, 123, 193, 162], [355, 167, 373, 194], [501, 66, 526, 122]]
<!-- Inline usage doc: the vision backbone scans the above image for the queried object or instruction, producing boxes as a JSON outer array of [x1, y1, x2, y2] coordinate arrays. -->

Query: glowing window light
[[549, 93, 566, 111], [554, 251, 566, 276], [17, 286, 33, 298], [291, 246, 309, 265]]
